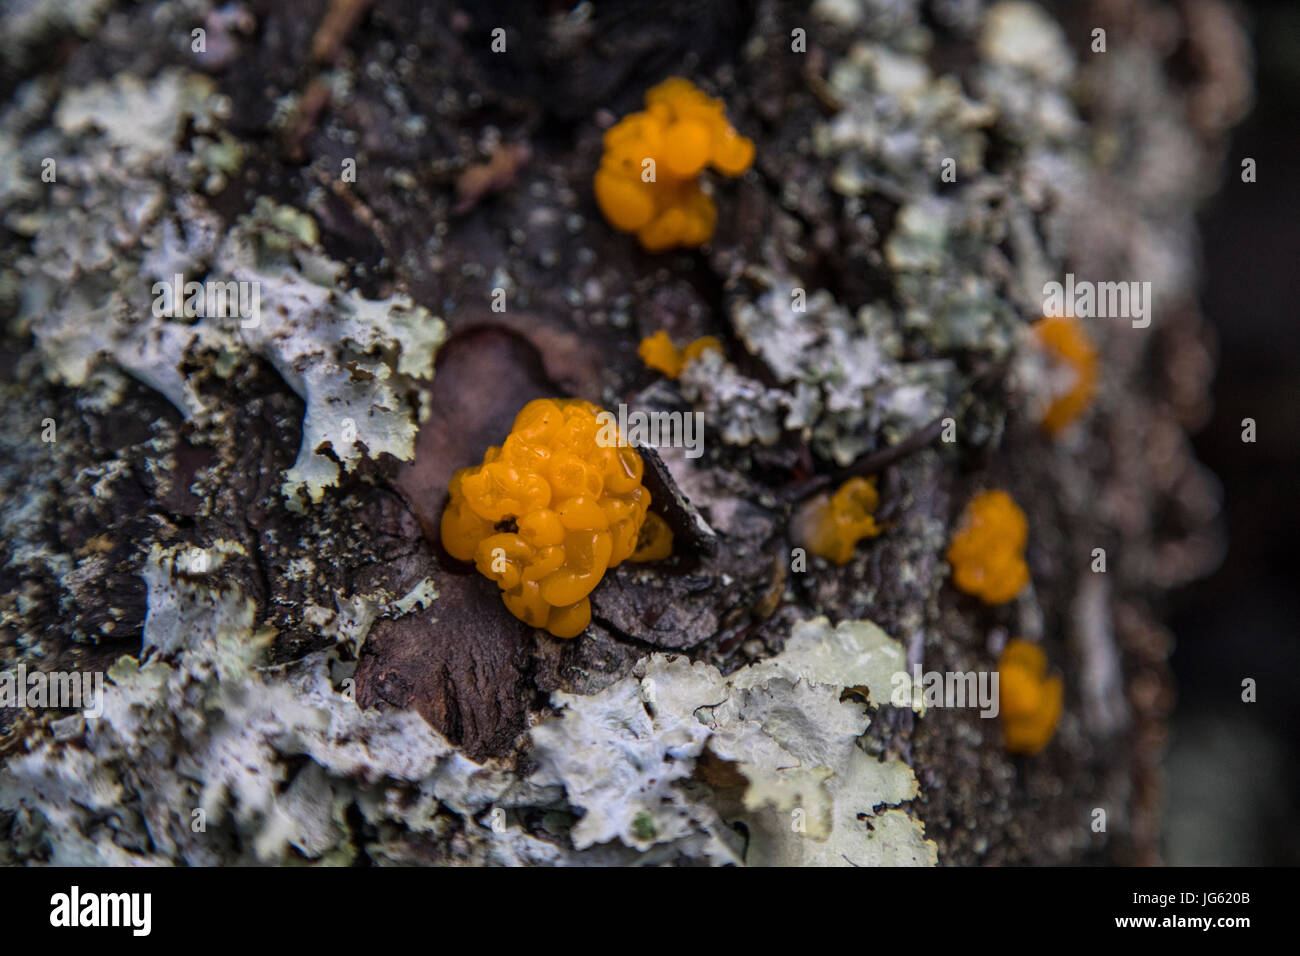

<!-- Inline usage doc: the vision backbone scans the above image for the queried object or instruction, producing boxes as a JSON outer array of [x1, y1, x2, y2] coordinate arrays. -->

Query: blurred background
[[1164, 0, 1300, 865]]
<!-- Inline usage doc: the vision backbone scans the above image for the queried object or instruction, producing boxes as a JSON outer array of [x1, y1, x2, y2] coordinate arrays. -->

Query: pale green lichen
[[13, 534, 947, 866], [819, 43, 994, 195], [7, 559, 936, 866], [54, 71, 226, 166], [674, 3, 1082, 464], [529, 616, 935, 865], [681, 267, 953, 464], [0, 0, 112, 70], [5, 67, 445, 510], [0, 539, 542, 864], [304, 575, 440, 656], [217, 198, 446, 506]]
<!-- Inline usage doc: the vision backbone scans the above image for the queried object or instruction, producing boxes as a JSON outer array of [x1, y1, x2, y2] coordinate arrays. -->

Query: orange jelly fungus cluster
[[594, 77, 755, 251], [1034, 315, 1098, 435], [998, 639, 1064, 754], [800, 477, 884, 565], [946, 489, 1030, 605], [631, 511, 675, 563], [441, 399, 667, 639], [637, 330, 723, 378]]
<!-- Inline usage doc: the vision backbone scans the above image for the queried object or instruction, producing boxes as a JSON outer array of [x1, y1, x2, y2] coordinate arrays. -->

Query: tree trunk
[[0, 0, 1247, 865]]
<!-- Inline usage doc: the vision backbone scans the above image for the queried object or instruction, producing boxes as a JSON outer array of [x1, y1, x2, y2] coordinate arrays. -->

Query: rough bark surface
[[0, 0, 1247, 865]]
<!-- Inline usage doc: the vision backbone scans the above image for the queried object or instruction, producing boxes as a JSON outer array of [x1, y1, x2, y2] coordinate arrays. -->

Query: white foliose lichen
[[529, 615, 935, 865], [0, 0, 112, 71], [5, 68, 445, 511], [4, 540, 936, 866], [818, 40, 995, 196], [681, 267, 953, 465], [213, 198, 446, 506], [0, 541, 551, 865]]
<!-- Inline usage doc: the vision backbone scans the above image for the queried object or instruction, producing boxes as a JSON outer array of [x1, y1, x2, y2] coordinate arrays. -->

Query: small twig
[[310, 166, 393, 251], [453, 142, 531, 215], [780, 415, 949, 504], [283, 76, 332, 162], [312, 0, 375, 64], [282, 0, 374, 161], [802, 48, 843, 115]]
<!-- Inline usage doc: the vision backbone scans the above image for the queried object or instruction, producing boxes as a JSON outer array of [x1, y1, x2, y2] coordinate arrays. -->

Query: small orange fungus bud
[[946, 489, 1029, 605], [629, 511, 674, 563], [637, 330, 722, 378], [1034, 315, 1098, 435], [998, 639, 1063, 754], [792, 476, 883, 566], [441, 399, 653, 639], [595, 77, 754, 251]]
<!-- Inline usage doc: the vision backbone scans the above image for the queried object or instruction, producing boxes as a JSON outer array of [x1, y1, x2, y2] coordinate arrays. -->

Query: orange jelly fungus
[[629, 511, 675, 563], [440, 399, 654, 638], [946, 489, 1030, 605], [637, 330, 723, 378], [1034, 315, 1098, 435], [594, 77, 755, 252], [797, 477, 884, 566], [998, 639, 1063, 754]]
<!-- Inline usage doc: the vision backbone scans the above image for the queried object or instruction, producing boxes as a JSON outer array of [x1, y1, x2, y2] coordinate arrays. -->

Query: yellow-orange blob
[[794, 476, 883, 566], [1034, 315, 1098, 435], [595, 77, 754, 251], [629, 510, 675, 563], [441, 399, 652, 638], [946, 489, 1030, 605], [637, 330, 723, 378], [998, 639, 1063, 754]]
